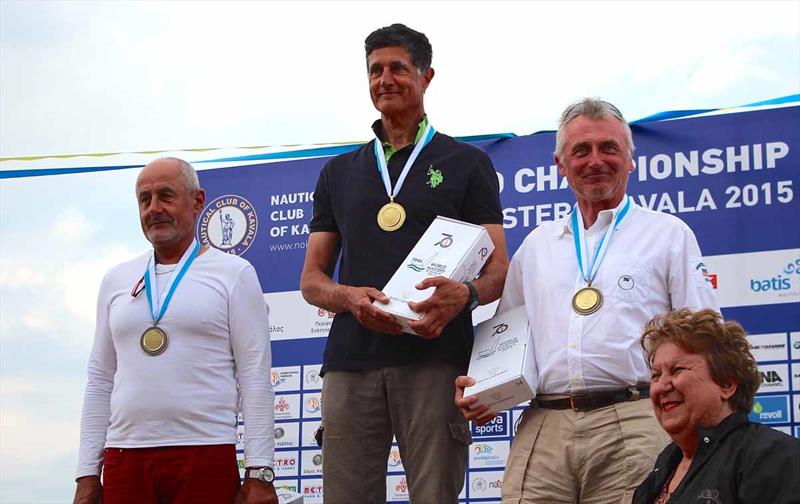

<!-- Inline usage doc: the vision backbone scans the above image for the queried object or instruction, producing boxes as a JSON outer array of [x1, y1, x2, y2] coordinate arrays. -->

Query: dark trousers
[[321, 361, 471, 504]]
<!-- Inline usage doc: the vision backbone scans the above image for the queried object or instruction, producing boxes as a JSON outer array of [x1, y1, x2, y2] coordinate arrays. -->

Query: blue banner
[[198, 106, 800, 502]]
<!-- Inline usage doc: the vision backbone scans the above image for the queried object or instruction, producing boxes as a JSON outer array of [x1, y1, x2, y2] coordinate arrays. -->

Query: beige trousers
[[321, 362, 471, 504], [502, 399, 669, 504]]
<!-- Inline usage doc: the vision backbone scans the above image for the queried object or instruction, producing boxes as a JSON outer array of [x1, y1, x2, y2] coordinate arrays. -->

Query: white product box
[[375, 216, 494, 335], [464, 305, 537, 415], [278, 490, 303, 504]]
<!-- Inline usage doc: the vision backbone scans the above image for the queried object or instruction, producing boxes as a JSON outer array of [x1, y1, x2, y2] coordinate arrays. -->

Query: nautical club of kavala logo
[[197, 194, 258, 255]]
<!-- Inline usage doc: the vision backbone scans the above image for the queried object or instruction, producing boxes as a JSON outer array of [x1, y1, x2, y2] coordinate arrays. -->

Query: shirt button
[[703, 437, 710, 443]]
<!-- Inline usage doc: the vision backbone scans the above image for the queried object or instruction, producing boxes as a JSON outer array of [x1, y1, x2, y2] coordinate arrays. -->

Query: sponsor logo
[[695, 262, 716, 288], [434, 233, 454, 248], [388, 448, 402, 468], [618, 274, 635, 290], [312, 454, 323, 466], [761, 371, 783, 386], [749, 396, 789, 424], [275, 456, 297, 467], [749, 257, 799, 294], [305, 397, 321, 413], [697, 489, 721, 504], [275, 398, 290, 413], [316, 308, 335, 319], [406, 252, 437, 273], [472, 477, 487, 492], [472, 412, 508, 437], [197, 194, 258, 255], [477, 322, 518, 361], [395, 477, 408, 494], [303, 485, 323, 496], [474, 443, 493, 455], [426, 166, 443, 188], [305, 368, 321, 387], [275, 483, 298, 493], [271, 370, 284, 387], [479, 247, 489, 260], [274, 427, 285, 439], [794, 341, 800, 350]]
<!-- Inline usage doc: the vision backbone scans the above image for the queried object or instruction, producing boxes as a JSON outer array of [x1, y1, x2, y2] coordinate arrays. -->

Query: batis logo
[[750, 257, 799, 293]]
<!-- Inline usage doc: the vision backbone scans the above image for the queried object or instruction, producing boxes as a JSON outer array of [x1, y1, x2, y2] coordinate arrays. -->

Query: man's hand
[[406, 277, 469, 339], [455, 375, 497, 425], [343, 286, 403, 334], [235, 479, 279, 504], [73, 476, 102, 504]]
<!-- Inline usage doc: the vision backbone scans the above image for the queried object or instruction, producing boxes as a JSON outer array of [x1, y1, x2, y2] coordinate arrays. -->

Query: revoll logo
[[435, 233, 454, 248]]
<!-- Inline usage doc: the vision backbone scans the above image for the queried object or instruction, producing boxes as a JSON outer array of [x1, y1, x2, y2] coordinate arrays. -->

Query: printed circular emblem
[[472, 478, 487, 492], [197, 194, 258, 255], [618, 274, 635, 290], [274, 427, 285, 439], [312, 454, 323, 466]]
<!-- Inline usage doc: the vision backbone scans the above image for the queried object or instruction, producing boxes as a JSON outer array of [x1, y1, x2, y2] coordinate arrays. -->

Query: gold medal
[[377, 200, 406, 232], [140, 326, 168, 356], [572, 286, 603, 316]]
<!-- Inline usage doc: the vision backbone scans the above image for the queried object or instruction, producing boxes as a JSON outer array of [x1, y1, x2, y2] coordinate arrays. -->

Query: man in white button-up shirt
[[457, 99, 719, 503]]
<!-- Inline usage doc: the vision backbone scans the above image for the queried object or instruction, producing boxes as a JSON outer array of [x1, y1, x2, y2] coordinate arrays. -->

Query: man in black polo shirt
[[300, 23, 509, 504]]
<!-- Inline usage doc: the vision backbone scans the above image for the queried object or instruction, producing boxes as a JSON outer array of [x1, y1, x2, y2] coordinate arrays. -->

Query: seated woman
[[634, 308, 800, 504]]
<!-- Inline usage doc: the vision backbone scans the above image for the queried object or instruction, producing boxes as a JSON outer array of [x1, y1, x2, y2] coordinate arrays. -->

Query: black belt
[[532, 385, 650, 412]]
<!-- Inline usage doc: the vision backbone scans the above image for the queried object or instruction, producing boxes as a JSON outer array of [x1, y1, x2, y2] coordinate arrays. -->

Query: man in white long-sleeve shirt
[[456, 99, 719, 503], [74, 158, 277, 504]]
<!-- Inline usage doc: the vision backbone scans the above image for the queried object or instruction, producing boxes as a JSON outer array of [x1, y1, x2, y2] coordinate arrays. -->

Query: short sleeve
[[461, 151, 503, 225], [309, 161, 339, 233]]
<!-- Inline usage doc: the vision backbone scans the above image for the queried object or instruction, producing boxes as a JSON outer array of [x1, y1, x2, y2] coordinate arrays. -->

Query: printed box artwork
[[376, 216, 495, 335], [465, 305, 537, 415], [277, 490, 303, 504]]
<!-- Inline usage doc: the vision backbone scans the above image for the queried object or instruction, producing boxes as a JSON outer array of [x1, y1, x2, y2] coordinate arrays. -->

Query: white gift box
[[374, 216, 494, 335], [464, 305, 537, 415], [278, 490, 303, 504]]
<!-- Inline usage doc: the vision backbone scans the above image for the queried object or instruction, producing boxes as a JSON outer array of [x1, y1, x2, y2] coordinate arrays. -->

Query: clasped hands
[[344, 276, 469, 339]]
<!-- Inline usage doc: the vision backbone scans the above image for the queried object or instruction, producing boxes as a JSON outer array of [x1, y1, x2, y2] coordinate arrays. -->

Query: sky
[[0, 1, 799, 502]]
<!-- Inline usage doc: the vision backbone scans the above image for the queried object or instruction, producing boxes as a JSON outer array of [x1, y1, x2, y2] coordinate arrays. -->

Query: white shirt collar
[[555, 196, 635, 237]]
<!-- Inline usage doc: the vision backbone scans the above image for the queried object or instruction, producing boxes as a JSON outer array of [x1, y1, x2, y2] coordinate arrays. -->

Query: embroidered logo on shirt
[[426, 166, 443, 188], [618, 275, 635, 290], [697, 489, 721, 504]]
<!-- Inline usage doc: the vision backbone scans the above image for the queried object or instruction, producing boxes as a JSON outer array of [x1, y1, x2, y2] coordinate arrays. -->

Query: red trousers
[[102, 444, 240, 503]]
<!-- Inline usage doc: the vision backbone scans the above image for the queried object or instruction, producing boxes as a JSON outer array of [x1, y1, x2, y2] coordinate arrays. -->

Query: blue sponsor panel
[[472, 412, 509, 439], [749, 395, 790, 424]]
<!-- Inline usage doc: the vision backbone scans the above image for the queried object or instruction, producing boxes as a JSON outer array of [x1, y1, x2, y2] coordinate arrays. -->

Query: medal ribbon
[[373, 122, 436, 201], [571, 195, 632, 285], [143, 239, 200, 324]]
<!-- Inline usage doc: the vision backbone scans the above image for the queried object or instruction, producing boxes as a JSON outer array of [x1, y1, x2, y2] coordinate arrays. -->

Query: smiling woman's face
[[649, 342, 737, 440]]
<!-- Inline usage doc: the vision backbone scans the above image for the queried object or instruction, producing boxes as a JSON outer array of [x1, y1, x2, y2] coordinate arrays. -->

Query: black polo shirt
[[310, 125, 502, 374]]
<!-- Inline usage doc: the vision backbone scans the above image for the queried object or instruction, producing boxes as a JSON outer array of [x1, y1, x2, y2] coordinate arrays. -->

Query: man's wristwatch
[[464, 281, 480, 312], [245, 466, 275, 485]]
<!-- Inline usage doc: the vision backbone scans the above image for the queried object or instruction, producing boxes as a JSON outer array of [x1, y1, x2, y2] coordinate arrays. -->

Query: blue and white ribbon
[[143, 239, 200, 324], [571, 195, 632, 285], [373, 122, 436, 201]]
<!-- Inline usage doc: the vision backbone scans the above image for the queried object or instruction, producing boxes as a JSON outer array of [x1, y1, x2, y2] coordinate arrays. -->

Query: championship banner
[[197, 106, 799, 503]]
